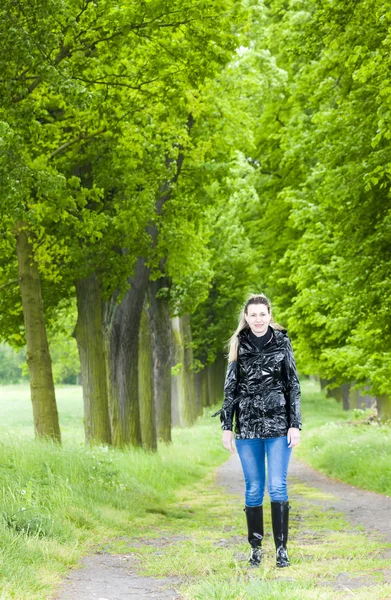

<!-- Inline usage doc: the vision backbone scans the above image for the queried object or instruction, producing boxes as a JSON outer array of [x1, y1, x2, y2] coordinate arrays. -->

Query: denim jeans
[[236, 436, 292, 506]]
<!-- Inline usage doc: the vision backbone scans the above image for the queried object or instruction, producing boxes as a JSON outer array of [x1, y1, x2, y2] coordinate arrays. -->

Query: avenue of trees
[[0, 0, 390, 449]]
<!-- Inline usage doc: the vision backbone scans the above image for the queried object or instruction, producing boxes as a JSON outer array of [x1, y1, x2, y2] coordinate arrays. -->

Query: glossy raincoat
[[212, 327, 302, 439]]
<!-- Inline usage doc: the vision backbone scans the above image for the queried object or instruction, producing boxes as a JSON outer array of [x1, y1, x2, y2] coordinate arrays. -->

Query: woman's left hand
[[287, 427, 300, 448]]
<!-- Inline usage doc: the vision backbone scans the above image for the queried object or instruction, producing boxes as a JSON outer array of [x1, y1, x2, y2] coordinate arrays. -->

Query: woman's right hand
[[222, 430, 236, 454]]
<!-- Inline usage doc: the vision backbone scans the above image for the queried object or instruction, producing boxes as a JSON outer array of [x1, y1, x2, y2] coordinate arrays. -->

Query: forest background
[[1, 0, 390, 447], [1, 0, 391, 597]]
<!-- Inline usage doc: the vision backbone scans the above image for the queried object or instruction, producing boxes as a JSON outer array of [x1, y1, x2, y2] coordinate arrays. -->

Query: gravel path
[[54, 452, 391, 599]]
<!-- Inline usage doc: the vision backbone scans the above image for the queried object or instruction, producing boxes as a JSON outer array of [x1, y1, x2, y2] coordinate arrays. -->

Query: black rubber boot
[[271, 501, 290, 567], [244, 505, 264, 566]]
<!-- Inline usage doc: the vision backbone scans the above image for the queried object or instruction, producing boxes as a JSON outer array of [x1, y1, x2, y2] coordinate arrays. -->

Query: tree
[[0, 0, 249, 443], [237, 0, 391, 411]]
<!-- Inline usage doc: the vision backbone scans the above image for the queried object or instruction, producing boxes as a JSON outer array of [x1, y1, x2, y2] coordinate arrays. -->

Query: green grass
[[0, 384, 228, 598], [0, 384, 84, 443], [0, 381, 390, 598], [107, 469, 391, 600], [297, 379, 391, 496]]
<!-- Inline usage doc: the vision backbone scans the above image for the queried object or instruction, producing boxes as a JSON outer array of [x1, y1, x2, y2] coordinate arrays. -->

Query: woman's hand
[[222, 430, 236, 454], [287, 427, 300, 448]]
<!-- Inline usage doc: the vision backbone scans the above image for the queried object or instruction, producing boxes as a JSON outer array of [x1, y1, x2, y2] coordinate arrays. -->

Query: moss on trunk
[[75, 275, 111, 445], [147, 279, 172, 442], [15, 223, 61, 442], [138, 305, 157, 451]]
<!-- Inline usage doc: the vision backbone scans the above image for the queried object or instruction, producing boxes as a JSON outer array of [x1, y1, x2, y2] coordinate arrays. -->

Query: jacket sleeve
[[284, 339, 302, 430], [211, 361, 239, 431]]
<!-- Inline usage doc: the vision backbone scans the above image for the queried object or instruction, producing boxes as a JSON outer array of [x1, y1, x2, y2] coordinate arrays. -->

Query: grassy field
[[121, 470, 391, 600], [295, 379, 391, 496], [0, 384, 84, 444], [0, 381, 390, 598], [0, 390, 228, 598]]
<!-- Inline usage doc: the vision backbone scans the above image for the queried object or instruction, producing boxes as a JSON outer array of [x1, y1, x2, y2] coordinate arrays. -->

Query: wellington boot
[[244, 505, 264, 567], [249, 546, 262, 566], [271, 501, 290, 568]]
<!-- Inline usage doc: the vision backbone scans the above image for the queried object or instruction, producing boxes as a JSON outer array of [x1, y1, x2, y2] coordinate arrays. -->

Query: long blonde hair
[[228, 293, 284, 362]]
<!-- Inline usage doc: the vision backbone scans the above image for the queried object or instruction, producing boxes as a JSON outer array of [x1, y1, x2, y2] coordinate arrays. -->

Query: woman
[[212, 293, 302, 568]]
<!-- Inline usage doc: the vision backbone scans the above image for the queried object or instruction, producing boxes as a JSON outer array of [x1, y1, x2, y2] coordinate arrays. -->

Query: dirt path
[[217, 453, 391, 543], [55, 552, 182, 600], [54, 453, 391, 599]]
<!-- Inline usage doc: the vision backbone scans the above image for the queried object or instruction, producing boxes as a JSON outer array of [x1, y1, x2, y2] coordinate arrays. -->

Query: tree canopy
[[2, 0, 391, 440]]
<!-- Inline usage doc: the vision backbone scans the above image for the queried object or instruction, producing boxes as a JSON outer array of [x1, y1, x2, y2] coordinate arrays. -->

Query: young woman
[[212, 294, 302, 568]]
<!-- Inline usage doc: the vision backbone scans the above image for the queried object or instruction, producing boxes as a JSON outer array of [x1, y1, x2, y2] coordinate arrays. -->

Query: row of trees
[[229, 0, 391, 418], [1, 0, 390, 449], [0, 0, 261, 446]]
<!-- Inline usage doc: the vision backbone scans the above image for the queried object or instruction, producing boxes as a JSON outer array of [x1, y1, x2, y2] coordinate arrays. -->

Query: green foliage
[[224, 0, 391, 395], [0, 0, 250, 349], [2, 0, 390, 399], [47, 301, 80, 384], [0, 345, 27, 384], [190, 154, 260, 364]]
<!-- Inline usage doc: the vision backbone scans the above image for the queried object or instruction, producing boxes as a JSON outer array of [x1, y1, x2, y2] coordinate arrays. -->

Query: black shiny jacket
[[212, 327, 302, 439]]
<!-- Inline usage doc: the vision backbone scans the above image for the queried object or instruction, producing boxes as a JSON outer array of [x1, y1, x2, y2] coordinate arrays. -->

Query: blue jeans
[[236, 436, 292, 506]]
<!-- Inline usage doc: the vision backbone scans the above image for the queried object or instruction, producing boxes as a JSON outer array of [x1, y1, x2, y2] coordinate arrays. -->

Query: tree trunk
[[14, 223, 61, 442], [171, 315, 196, 427], [147, 279, 172, 443], [208, 353, 226, 407], [375, 394, 391, 421], [103, 257, 148, 447], [194, 370, 204, 417], [325, 382, 350, 409], [100, 117, 193, 445], [74, 274, 111, 445], [138, 304, 157, 451], [341, 382, 350, 411], [194, 357, 225, 414], [182, 313, 197, 425], [348, 384, 376, 410], [324, 378, 339, 400]]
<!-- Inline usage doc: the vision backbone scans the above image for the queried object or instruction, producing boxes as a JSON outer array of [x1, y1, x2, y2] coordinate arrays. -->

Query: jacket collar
[[238, 326, 287, 348]]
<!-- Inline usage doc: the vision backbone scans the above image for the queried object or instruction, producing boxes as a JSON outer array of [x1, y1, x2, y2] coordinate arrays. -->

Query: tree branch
[[0, 279, 19, 290], [49, 129, 106, 159]]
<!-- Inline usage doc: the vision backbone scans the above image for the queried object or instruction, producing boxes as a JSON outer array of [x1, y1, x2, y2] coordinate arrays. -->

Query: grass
[[0, 381, 390, 598], [0, 385, 228, 598], [107, 469, 391, 600], [0, 384, 84, 443], [296, 379, 391, 496]]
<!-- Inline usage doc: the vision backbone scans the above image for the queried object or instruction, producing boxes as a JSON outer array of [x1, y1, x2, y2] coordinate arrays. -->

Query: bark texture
[[75, 274, 111, 445], [138, 304, 157, 451], [147, 279, 172, 442], [171, 315, 196, 427], [194, 370, 205, 417], [102, 115, 192, 445], [207, 354, 226, 408], [376, 394, 391, 421], [15, 223, 61, 442], [103, 257, 148, 447]]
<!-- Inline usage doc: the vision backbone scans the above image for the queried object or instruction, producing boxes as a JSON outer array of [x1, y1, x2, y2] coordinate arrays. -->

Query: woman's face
[[245, 303, 271, 337]]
